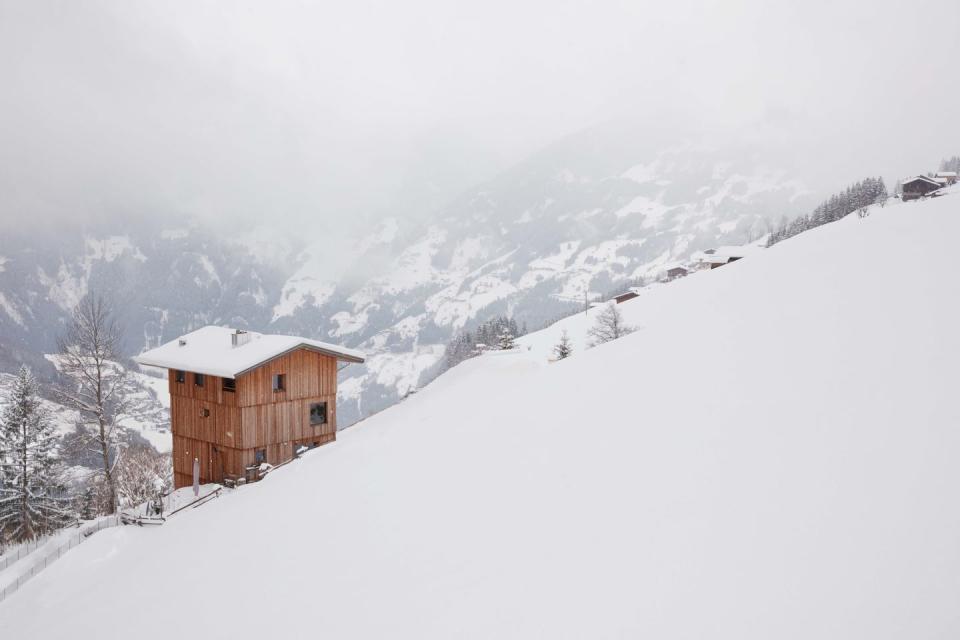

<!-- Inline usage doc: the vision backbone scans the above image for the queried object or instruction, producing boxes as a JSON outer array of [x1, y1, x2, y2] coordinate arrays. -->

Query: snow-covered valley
[[2, 188, 956, 638]]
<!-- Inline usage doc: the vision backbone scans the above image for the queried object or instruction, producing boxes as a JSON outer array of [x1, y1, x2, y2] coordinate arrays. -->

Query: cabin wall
[[240, 395, 337, 448], [168, 371, 238, 407], [236, 349, 338, 407], [170, 395, 242, 448], [172, 435, 243, 488]]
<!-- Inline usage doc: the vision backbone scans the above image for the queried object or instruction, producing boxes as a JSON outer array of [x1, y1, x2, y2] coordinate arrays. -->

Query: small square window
[[222, 377, 236, 393], [272, 373, 285, 392], [194, 373, 205, 387], [309, 402, 327, 426], [255, 449, 266, 464], [174, 370, 185, 384]]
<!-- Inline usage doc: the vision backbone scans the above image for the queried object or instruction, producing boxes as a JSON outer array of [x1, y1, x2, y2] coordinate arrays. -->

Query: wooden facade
[[169, 349, 341, 488]]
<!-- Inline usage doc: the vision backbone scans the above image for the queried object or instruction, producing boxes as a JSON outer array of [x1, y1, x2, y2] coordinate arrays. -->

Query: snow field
[[2, 191, 958, 638]]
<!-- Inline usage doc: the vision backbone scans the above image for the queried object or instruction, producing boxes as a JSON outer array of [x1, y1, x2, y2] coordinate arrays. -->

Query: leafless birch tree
[[587, 302, 634, 346], [56, 293, 133, 514]]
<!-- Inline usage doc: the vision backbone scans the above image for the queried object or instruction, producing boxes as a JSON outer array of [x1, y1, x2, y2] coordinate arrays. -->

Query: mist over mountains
[[0, 122, 830, 425]]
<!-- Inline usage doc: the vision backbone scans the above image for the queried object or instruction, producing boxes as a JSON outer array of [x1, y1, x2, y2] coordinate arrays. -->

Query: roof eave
[[233, 343, 365, 377]]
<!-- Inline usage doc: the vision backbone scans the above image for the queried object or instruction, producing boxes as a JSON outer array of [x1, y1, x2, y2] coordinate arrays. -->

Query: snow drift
[[2, 191, 959, 638]]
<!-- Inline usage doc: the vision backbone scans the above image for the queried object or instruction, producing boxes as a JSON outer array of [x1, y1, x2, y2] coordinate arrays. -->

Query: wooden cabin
[[902, 176, 941, 201], [135, 326, 364, 489], [613, 291, 639, 304]]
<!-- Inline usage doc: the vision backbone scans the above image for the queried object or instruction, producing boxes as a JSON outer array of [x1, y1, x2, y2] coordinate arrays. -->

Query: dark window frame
[[254, 449, 267, 464], [174, 370, 185, 384], [222, 377, 236, 393], [272, 373, 286, 393], [194, 373, 205, 387], [309, 401, 327, 426]]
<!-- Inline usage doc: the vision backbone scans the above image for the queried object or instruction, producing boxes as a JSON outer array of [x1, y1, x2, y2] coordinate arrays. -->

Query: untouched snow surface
[[2, 193, 960, 638]]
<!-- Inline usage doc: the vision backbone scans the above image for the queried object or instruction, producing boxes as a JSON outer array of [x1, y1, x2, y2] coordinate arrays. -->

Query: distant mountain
[[0, 124, 816, 427]]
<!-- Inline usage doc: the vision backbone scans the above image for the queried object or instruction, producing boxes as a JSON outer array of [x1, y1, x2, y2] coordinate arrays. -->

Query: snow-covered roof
[[693, 244, 763, 264], [903, 175, 941, 187], [133, 326, 365, 378], [935, 171, 957, 178], [712, 245, 762, 259]]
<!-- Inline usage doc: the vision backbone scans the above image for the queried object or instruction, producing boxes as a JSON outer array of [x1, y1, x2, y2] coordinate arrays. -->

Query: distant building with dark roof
[[902, 175, 942, 201]]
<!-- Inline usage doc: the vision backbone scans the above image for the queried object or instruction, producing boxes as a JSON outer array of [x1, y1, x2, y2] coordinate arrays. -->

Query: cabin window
[[255, 449, 266, 464], [194, 373, 205, 387], [174, 370, 185, 384], [309, 402, 327, 426], [199, 407, 210, 418], [222, 377, 236, 393], [272, 373, 286, 393]]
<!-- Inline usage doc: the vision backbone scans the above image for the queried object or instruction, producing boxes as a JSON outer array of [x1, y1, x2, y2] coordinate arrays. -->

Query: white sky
[[0, 0, 958, 236]]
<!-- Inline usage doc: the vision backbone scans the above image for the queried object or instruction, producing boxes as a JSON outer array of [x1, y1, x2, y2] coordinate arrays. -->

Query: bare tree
[[56, 293, 132, 514], [116, 446, 172, 509], [587, 302, 634, 346]]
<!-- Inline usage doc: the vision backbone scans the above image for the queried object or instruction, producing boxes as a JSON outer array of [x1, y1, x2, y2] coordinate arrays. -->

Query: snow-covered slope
[[3, 190, 957, 637]]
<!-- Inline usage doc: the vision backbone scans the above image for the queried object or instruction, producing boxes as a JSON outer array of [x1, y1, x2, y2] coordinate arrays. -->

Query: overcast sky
[[1, 0, 958, 237]]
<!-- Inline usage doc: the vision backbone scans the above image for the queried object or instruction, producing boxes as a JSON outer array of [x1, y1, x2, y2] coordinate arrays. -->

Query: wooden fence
[[0, 515, 121, 604]]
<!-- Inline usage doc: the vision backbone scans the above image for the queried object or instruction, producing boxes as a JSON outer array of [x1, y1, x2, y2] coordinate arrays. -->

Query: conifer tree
[[77, 484, 98, 521], [553, 330, 573, 360], [498, 328, 517, 350], [0, 366, 72, 542]]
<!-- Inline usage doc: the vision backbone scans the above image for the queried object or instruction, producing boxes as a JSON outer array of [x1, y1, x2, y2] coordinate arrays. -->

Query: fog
[[1, 0, 958, 238]]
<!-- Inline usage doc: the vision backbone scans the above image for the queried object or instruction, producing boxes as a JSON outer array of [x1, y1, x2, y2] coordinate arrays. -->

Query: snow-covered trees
[[56, 293, 132, 515], [0, 366, 72, 543], [940, 156, 960, 173], [444, 316, 524, 369], [116, 446, 172, 509], [553, 330, 573, 360], [768, 177, 888, 247], [498, 328, 517, 350], [588, 303, 634, 346]]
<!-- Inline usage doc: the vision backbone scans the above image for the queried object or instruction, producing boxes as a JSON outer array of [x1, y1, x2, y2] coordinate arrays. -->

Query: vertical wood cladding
[[235, 348, 338, 407], [169, 348, 341, 488]]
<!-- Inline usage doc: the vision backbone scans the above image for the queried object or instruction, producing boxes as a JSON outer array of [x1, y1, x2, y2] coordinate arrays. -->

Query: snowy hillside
[[2, 189, 957, 637]]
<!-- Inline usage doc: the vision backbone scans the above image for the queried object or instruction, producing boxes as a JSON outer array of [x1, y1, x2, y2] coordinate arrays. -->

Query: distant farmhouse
[[902, 175, 943, 201], [662, 265, 689, 281], [697, 246, 759, 270], [613, 290, 639, 304], [934, 171, 958, 186], [135, 326, 364, 488]]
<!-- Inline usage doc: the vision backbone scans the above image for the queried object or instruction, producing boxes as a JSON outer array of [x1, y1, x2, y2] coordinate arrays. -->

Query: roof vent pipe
[[231, 329, 250, 348]]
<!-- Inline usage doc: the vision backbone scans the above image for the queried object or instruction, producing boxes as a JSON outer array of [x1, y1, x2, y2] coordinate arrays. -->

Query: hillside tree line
[[767, 177, 887, 247], [939, 156, 960, 174], [1, 292, 172, 548]]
